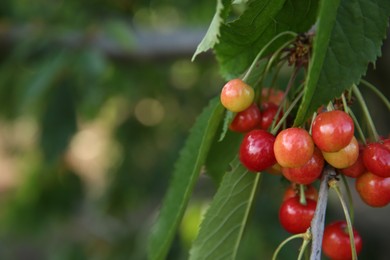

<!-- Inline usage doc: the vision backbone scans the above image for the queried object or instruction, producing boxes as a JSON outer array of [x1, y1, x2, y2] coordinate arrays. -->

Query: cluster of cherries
[[220, 78, 390, 259]]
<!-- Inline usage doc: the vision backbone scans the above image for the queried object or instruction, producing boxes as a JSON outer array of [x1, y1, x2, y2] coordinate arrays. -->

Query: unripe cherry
[[322, 136, 359, 169], [220, 79, 254, 112]]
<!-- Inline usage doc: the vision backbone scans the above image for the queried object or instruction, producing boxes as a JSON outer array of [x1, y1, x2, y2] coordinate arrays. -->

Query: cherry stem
[[272, 233, 305, 260], [271, 87, 304, 135], [242, 31, 297, 82], [352, 84, 380, 142], [309, 165, 332, 260], [297, 234, 311, 260], [299, 184, 307, 205], [360, 79, 390, 111], [346, 107, 367, 145], [262, 40, 295, 83], [268, 59, 288, 90], [270, 67, 299, 131], [329, 179, 358, 260], [340, 174, 354, 224], [308, 112, 317, 135], [341, 93, 349, 113]]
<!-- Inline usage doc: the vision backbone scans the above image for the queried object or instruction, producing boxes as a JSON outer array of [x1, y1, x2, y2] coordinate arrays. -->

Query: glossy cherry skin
[[341, 144, 366, 178], [322, 221, 363, 260], [312, 110, 354, 152], [283, 184, 318, 202], [282, 148, 324, 185], [274, 128, 314, 168], [260, 102, 283, 131], [322, 136, 359, 169], [239, 129, 276, 172], [362, 142, 390, 178], [279, 197, 316, 234], [220, 79, 254, 112], [261, 87, 284, 106], [229, 103, 262, 133], [355, 171, 390, 207]]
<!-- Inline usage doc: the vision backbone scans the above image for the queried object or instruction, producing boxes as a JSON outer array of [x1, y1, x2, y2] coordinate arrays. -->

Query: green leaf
[[215, 0, 319, 79], [206, 129, 243, 185], [218, 110, 234, 142], [191, 0, 231, 61], [148, 98, 225, 260], [294, 0, 390, 125], [190, 158, 261, 260]]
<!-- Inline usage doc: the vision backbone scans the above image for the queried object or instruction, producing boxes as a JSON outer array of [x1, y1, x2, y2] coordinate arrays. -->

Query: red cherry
[[282, 184, 318, 202], [362, 142, 390, 178], [274, 128, 314, 168], [239, 129, 276, 172], [220, 79, 254, 112], [260, 102, 283, 131], [312, 110, 354, 152], [261, 88, 284, 106], [279, 197, 316, 234], [229, 103, 262, 133], [341, 144, 366, 178], [282, 148, 324, 185], [355, 171, 390, 207], [322, 221, 363, 260], [322, 136, 359, 169]]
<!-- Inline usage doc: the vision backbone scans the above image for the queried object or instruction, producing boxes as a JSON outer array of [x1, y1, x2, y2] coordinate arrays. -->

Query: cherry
[[282, 184, 318, 202], [362, 141, 390, 178], [265, 163, 282, 175], [274, 128, 314, 168], [355, 171, 390, 207], [261, 87, 284, 106], [282, 148, 324, 185], [312, 110, 354, 152], [220, 79, 254, 112], [229, 103, 262, 132], [322, 136, 359, 169], [322, 221, 362, 260], [341, 144, 366, 178], [279, 197, 316, 234], [239, 129, 276, 172], [260, 102, 283, 131]]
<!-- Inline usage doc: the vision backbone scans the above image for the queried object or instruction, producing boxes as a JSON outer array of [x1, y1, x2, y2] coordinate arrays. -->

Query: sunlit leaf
[[294, 0, 390, 125], [148, 98, 225, 260], [192, 0, 231, 61], [215, 0, 319, 79]]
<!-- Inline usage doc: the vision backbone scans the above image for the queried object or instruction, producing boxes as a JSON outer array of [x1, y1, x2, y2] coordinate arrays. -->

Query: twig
[[310, 165, 333, 260]]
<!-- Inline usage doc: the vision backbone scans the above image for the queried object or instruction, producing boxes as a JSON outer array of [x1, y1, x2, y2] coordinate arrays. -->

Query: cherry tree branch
[[310, 165, 334, 260]]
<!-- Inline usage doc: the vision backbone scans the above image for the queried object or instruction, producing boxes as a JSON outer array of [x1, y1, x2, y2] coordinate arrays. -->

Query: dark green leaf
[[206, 129, 242, 185], [190, 158, 261, 260], [294, 0, 390, 125], [215, 0, 319, 79], [148, 98, 225, 260]]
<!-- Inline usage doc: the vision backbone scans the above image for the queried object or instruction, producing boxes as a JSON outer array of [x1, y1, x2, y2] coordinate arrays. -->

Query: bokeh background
[[0, 1, 389, 259]]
